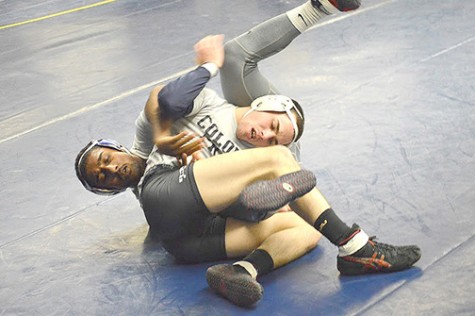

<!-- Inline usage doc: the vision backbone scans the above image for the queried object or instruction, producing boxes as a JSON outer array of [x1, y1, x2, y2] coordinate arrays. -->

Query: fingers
[[170, 132, 196, 149], [191, 151, 204, 162], [194, 34, 225, 68], [194, 35, 223, 50], [176, 153, 188, 167], [172, 132, 204, 155], [179, 137, 204, 155], [177, 149, 205, 166], [201, 34, 224, 47], [158, 131, 205, 157]]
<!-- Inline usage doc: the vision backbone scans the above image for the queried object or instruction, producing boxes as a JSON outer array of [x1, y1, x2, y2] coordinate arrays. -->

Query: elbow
[[144, 85, 164, 123], [150, 85, 164, 99], [157, 85, 186, 120]]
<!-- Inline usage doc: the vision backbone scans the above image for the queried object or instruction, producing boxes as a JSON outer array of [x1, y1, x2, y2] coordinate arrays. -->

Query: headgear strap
[[76, 139, 130, 195]]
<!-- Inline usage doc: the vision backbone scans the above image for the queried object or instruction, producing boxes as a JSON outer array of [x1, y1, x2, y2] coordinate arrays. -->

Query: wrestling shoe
[[206, 264, 264, 307], [238, 169, 316, 214], [311, 0, 361, 14], [337, 225, 421, 275]]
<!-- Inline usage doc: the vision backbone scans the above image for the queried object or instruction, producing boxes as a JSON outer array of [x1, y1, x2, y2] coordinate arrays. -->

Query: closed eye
[[272, 119, 280, 145]]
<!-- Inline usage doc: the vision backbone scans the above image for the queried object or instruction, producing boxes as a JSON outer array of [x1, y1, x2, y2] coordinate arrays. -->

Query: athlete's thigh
[[224, 211, 312, 258], [193, 146, 299, 212]]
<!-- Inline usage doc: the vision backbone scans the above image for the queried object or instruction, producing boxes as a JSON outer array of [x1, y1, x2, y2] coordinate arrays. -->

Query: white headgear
[[243, 95, 303, 143]]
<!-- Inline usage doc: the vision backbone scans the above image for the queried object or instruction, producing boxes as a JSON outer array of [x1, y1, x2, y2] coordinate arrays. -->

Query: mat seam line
[[0, 195, 122, 249], [353, 233, 475, 315]]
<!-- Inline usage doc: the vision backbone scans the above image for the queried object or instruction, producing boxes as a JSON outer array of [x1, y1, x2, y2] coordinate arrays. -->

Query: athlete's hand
[[194, 34, 224, 68], [177, 151, 205, 167], [155, 131, 204, 157]]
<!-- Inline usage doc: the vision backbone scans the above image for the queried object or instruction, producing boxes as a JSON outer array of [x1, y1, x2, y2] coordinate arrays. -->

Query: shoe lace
[[369, 236, 399, 259]]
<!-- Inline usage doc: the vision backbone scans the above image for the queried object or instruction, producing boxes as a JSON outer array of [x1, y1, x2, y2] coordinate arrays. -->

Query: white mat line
[[0, 67, 193, 145], [420, 35, 475, 63], [0, 1, 394, 145], [309, 0, 395, 30]]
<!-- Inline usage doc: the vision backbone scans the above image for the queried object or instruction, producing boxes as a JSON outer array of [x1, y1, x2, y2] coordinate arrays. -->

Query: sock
[[313, 208, 352, 245], [286, 1, 327, 33], [337, 228, 370, 257], [234, 249, 274, 279], [233, 261, 258, 279]]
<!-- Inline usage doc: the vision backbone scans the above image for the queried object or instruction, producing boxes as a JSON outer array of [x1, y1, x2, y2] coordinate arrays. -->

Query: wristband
[[201, 62, 219, 77]]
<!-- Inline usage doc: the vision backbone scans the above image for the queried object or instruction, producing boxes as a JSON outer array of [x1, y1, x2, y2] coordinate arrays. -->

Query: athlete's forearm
[[144, 85, 172, 141]]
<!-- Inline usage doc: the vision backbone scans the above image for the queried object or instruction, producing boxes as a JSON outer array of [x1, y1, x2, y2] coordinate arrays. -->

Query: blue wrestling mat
[[1, 0, 474, 314]]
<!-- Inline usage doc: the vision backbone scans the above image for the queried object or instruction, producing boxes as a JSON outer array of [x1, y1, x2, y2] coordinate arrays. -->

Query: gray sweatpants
[[220, 14, 301, 107]]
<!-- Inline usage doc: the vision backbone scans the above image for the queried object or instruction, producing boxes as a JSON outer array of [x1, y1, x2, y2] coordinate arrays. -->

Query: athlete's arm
[[157, 34, 224, 120], [144, 35, 225, 157], [157, 67, 214, 120], [144, 85, 203, 157]]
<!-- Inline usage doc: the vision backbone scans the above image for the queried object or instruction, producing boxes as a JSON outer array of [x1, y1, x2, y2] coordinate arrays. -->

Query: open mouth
[[251, 128, 256, 140]]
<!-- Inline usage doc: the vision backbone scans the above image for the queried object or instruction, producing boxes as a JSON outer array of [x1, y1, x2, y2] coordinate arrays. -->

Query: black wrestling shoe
[[311, 0, 361, 14], [238, 169, 316, 215], [206, 264, 264, 307], [337, 234, 421, 275]]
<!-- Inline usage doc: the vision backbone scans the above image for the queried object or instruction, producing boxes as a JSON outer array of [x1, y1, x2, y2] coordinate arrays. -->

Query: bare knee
[[268, 145, 294, 159], [254, 145, 300, 177], [270, 145, 300, 175]]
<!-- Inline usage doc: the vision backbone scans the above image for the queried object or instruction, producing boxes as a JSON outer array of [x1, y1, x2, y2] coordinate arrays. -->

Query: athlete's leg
[[221, 1, 327, 106], [193, 145, 330, 215], [195, 146, 420, 278], [224, 212, 320, 264], [207, 212, 320, 307]]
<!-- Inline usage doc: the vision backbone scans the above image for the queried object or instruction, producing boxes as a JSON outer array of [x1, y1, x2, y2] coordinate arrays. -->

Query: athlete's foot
[[311, 0, 361, 14], [337, 224, 421, 275], [206, 264, 264, 307]]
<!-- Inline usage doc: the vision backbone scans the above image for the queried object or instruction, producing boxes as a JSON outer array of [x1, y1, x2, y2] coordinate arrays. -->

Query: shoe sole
[[206, 265, 263, 307], [238, 170, 316, 213]]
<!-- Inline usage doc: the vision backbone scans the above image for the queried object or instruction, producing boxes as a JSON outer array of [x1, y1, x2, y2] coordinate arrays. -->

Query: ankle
[[313, 208, 352, 245], [287, 2, 327, 33], [338, 229, 369, 257], [311, 0, 340, 15], [233, 261, 258, 279], [235, 249, 275, 279]]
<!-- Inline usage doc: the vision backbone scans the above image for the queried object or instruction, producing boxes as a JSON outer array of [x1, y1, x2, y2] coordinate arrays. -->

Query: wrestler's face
[[84, 147, 144, 191], [236, 111, 295, 147]]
